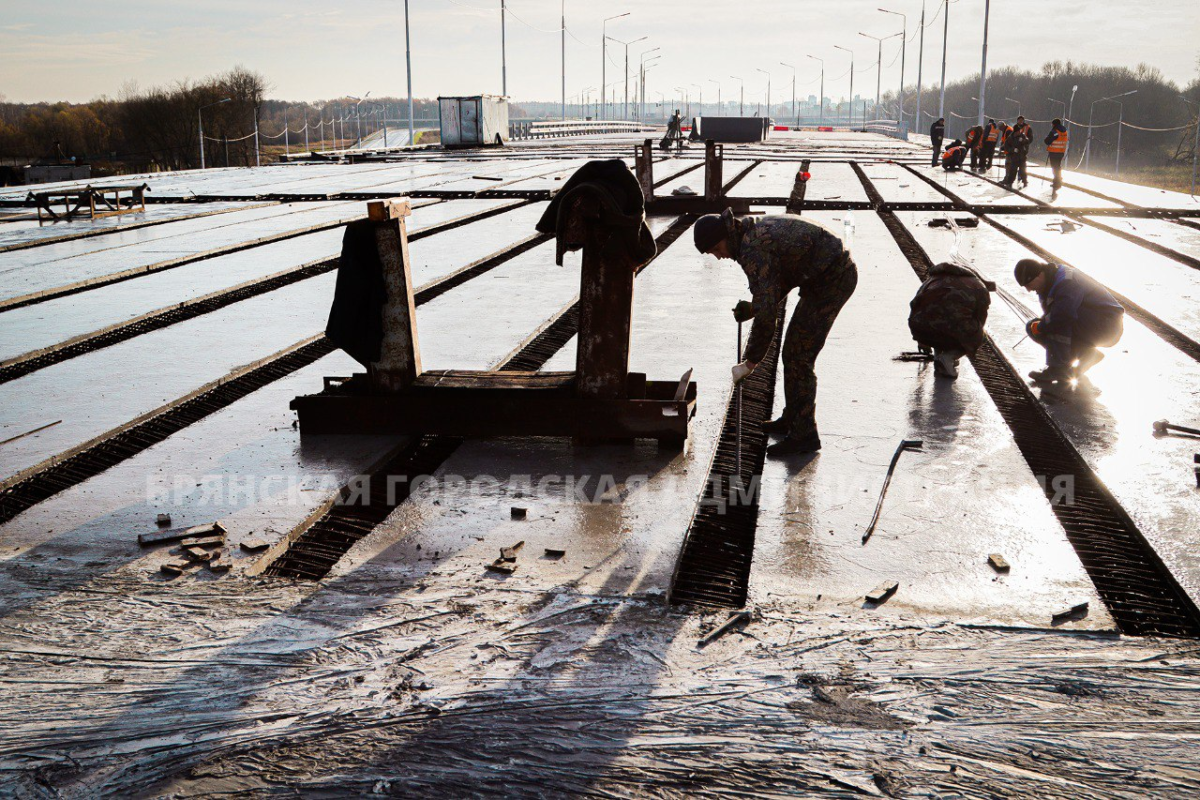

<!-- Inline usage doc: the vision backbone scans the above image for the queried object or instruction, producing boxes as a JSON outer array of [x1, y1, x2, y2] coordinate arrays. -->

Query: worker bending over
[[694, 210, 858, 456], [1014, 259, 1124, 393], [964, 124, 984, 171], [908, 262, 993, 379], [1045, 119, 1069, 197], [941, 140, 967, 171], [930, 117, 945, 167]]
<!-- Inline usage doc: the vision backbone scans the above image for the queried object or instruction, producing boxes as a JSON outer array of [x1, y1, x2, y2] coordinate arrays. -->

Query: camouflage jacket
[[908, 262, 993, 354], [722, 210, 848, 363]]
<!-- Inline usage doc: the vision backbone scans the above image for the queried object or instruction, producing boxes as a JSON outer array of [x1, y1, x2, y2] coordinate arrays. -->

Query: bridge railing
[[508, 120, 660, 141]]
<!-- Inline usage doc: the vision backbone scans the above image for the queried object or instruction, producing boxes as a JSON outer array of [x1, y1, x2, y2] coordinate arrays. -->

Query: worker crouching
[[694, 210, 858, 456], [908, 262, 994, 379], [1014, 259, 1124, 394]]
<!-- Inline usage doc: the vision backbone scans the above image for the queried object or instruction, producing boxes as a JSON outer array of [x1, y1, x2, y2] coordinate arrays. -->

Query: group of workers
[[690, 206, 1123, 456], [931, 116, 1071, 196]]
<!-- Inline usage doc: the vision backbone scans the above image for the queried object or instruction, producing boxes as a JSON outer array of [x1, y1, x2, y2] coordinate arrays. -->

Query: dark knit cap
[[693, 214, 727, 253], [1014, 258, 1051, 287]]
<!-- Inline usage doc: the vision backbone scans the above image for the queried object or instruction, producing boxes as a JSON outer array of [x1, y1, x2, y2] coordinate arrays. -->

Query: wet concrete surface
[[908, 215, 1200, 606], [1026, 166, 1200, 210], [0, 201, 542, 363], [0, 214, 559, 484], [750, 212, 1109, 630], [329, 220, 745, 596], [1083, 215, 1200, 261], [994, 213, 1200, 343], [859, 162, 947, 204], [0, 202, 258, 249]]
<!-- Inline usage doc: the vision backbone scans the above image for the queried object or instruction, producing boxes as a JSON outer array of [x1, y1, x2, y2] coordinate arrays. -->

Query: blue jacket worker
[[1014, 259, 1124, 393]]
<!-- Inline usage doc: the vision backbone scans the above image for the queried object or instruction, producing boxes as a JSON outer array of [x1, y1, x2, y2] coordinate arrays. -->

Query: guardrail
[[863, 120, 910, 141], [508, 120, 660, 141]]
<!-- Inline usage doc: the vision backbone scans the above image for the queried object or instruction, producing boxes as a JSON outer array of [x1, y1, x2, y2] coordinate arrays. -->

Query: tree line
[[879, 61, 1199, 170]]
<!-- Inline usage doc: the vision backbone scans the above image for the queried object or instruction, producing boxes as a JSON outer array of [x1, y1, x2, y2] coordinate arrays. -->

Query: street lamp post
[[641, 53, 660, 122], [756, 68, 771, 121], [607, 34, 647, 121], [639, 48, 659, 122], [1182, 95, 1199, 196], [915, 0, 925, 129], [858, 32, 899, 122], [692, 83, 703, 117], [780, 62, 797, 127], [1048, 97, 1066, 119], [806, 55, 824, 126], [834, 45, 854, 129], [977, 0, 991, 126], [1005, 97, 1021, 118], [501, 0, 507, 95], [938, 0, 949, 119], [198, 97, 231, 170], [878, 8, 907, 129], [710, 79, 722, 116], [601, 12, 630, 121], [353, 92, 370, 146], [1064, 84, 1079, 162], [404, 0, 414, 145], [731, 75, 745, 116], [1091, 90, 1137, 175]]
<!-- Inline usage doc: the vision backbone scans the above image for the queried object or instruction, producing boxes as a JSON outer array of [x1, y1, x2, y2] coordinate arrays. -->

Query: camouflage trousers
[[779, 257, 859, 438]]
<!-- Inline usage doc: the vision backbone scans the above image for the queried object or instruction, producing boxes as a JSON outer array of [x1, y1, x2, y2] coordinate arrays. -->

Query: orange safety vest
[[1047, 128, 1068, 154], [985, 124, 998, 143]]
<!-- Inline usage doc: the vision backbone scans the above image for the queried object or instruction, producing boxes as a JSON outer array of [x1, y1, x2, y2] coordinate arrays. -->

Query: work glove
[[732, 300, 755, 323], [732, 361, 755, 385], [1025, 317, 1042, 341]]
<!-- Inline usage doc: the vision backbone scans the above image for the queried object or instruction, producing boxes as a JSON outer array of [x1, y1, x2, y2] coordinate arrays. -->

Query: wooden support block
[[161, 561, 191, 576], [209, 553, 232, 573], [544, 548, 566, 559], [156, 513, 172, 527], [183, 546, 217, 562], [510, 507, 527, 521], [486, 561, 517, 575], [139, 521, 226, 547], [988, 553, 1011, 572], [180, 535, 225, 549], [240, 537, 270, 552], [499, 541, 525, 561], [366, 197, 412, 221], [866, 581, 899, 604]]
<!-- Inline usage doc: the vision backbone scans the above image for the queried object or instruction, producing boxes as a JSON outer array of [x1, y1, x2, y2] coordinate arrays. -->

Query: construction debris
[[183, 546, 217, 562], [240, 537, 270, 551], [138, 521, 226, 547], [156, 513, 172, 527], [1153, 418, 1200, 438], [1052, 601, 1090, 623], [485, 561, 517, 575], [866, 581, 900, 605], [160, 561, 191, 577], [544, 548, 566, 559], [499, 541, 524, 562], [180, 535, 224, 548], [698, 610, 751, 647], [510, 506, 527, 520], [861, 440, 924, 545], [208, 553, 232, 573], [988, 553, 1011, 572]]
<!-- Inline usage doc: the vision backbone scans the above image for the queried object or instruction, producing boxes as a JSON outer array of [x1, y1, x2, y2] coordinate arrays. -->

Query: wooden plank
[[138, 521, 226, 547]]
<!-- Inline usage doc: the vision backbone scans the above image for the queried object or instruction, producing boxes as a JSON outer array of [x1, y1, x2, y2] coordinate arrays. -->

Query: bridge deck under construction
[[2, 131, 1200, 797]]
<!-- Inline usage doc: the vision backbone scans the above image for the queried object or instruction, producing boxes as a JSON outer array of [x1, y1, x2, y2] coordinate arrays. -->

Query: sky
[[0, 0, 1197, 106]]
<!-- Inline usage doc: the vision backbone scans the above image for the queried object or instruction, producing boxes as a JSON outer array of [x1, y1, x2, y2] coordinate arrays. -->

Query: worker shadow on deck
[[11, 441, 696, 795]]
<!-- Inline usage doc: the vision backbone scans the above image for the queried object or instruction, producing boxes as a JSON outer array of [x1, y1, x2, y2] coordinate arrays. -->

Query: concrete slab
[[859, 162, 947, 204], [0, 202, 546, 363], [750, 212, 1110, 631], [327, 220, 746, 597], [1083, 215, 1200, 261], [907, 214, 1200, 607], [1027, 166, 1200, 211], [994, 213, 1200, 344]]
